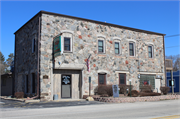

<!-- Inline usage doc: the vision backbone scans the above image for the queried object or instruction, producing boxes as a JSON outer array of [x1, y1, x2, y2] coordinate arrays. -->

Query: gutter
[[163, 35, 167, 86]]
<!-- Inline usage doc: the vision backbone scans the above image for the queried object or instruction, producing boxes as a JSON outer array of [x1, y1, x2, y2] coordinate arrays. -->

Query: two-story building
[[14, 11, 166, 101]]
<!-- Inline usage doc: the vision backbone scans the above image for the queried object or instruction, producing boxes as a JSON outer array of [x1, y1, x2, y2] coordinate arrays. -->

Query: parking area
[[0, 98, 105, 110]]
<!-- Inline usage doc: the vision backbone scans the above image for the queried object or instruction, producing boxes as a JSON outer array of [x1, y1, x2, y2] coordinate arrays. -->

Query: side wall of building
[[14, 15, 40, 96], [40, 13, 165, 100]]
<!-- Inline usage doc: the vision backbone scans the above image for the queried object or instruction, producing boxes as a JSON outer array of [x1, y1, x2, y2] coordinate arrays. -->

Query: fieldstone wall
[[14, 15, 39, 95], [40, 13, 165, 100]]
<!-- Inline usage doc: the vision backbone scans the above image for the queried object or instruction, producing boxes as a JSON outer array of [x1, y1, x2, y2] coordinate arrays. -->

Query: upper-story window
[[129, 42, 135, 56], [148, 45, 153, 58], [32, 39, 35, 53], [61, 30, 74, 53], [64, 37, 71, 51], [115, 42, 120, 54], [98, 40, 104, 53]]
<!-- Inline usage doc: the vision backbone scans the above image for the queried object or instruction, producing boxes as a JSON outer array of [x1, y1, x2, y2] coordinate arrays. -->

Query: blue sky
[[0, 1, 179, 60]]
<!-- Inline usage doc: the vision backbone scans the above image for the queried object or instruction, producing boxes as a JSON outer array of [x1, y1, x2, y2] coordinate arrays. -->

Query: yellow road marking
[[151, 115, 180, 119]]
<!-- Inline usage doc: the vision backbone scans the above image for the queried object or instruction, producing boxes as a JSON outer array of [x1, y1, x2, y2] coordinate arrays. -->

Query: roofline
[[14, 10, 166, 36]]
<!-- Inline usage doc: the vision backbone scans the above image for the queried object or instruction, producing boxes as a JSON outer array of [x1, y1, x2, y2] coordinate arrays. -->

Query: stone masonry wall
[[14, 16, 39, 95], [40, 13, 165, 100]]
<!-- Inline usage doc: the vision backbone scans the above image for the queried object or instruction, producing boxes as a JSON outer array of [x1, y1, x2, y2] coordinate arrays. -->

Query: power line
[[165, 34, 180, 38], [166, 46, 179, 48]]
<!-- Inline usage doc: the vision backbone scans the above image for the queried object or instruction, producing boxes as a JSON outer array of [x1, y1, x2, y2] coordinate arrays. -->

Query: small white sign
[[129, 79, 131, 82], [112, 85, 119, 98]]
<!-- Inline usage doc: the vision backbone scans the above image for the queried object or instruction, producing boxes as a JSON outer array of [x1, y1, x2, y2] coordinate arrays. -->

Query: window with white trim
[[114, 41, 120, 55], [98, 40, 104, 53], [129, 42, 135, 56], [61, 32, 73, 53]]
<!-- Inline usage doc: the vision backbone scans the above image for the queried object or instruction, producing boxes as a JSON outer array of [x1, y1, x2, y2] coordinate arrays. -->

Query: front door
[[61, 75, 71, 98]]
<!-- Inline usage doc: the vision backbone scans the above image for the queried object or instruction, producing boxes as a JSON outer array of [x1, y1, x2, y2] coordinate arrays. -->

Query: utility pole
[[171, 70, 174, 94]]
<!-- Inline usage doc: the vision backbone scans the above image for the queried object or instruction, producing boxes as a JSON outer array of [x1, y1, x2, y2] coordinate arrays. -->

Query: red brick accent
[[79, 35, 82, 39], [93, 64, 96, 67], [125, 60, 128, 64], [109, 41, 113, 44], [88, 35, 90, 37], [122, 46, 124, 49]]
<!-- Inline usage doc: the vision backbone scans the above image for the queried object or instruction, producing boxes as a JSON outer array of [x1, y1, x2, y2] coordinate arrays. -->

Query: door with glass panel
[[61, 74, 71, 98]]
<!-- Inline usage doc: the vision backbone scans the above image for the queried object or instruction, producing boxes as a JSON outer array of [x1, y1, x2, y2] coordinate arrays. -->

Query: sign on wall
[[54, 36, 61, 57], [112, 85, 119, 97]]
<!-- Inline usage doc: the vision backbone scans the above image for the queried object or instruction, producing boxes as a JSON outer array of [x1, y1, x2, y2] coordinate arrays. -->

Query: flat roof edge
[[14, 10, 166, 36]]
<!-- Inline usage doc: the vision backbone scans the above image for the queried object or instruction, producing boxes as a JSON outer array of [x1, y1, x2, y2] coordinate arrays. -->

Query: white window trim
[[114, 40, 121, 55], [61, 32, 73, 53], [98, 37, 106, 54], [148, 45, 154, 58], [129, 42, 136, 57]]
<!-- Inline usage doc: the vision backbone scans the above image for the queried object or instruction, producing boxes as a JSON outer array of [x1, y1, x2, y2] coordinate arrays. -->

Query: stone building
[[14, 11, 166, 101]]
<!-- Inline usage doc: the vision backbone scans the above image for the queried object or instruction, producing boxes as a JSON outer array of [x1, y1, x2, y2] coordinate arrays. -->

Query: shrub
[[128, 90, 139, 97], [160, 86, 170, 95], [15, 92, 24, 98], [97, 85, 113, 97], [140, 85, 152, 93], [119, 85, 133, 95], [139, 92, 161, 97]]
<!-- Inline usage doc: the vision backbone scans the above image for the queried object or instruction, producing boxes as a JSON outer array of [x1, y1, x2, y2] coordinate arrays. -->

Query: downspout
[[26, 12, 41, 100], [163, 35, 166, 87]]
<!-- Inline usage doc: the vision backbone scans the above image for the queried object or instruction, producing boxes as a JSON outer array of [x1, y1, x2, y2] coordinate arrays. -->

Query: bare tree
[[166, 54, 180, 71]]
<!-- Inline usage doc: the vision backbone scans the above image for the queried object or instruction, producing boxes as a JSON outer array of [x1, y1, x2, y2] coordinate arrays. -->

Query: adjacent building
[[14, 11, 166, 101]]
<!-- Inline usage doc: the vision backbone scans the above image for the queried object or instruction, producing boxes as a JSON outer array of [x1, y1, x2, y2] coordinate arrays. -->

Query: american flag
[[86, 59, 90, 72]]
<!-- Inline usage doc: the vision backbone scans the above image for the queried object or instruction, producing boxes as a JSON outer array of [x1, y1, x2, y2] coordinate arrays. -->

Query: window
[[98, 74, 106, 85], [148, 46, 153, 58], [64, 37, 71, 51], [129, 42, 135, 56], [32, 39, 35, 53], [32, 73, 35, 93], [98, 40, 104, 53], [115, 42, 120, 54], [26, 75, 28, 93], [119, 73, 126, 85], [140, 75, 155, 89], [169, 80, 174, 86]]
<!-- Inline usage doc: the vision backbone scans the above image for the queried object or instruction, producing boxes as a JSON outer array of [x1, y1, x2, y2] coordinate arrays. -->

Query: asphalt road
[[1, 99, 180, 119]]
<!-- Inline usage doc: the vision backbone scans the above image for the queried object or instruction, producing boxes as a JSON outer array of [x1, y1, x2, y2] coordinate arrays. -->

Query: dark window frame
[[32, 73, 35, 94], [26, 75, 28, 93], [98, 74, 106, 85], [119, 73, 126, 85], [98, 40, 104, 53], [148, 45, 153, 58], [115, 42, 120, 54], [64, 37, 71, 52], [129, 42, 135, 56]]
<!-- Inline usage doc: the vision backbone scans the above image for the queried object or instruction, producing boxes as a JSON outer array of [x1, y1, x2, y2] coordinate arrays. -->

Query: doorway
[[61, 74, 71, 98]]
